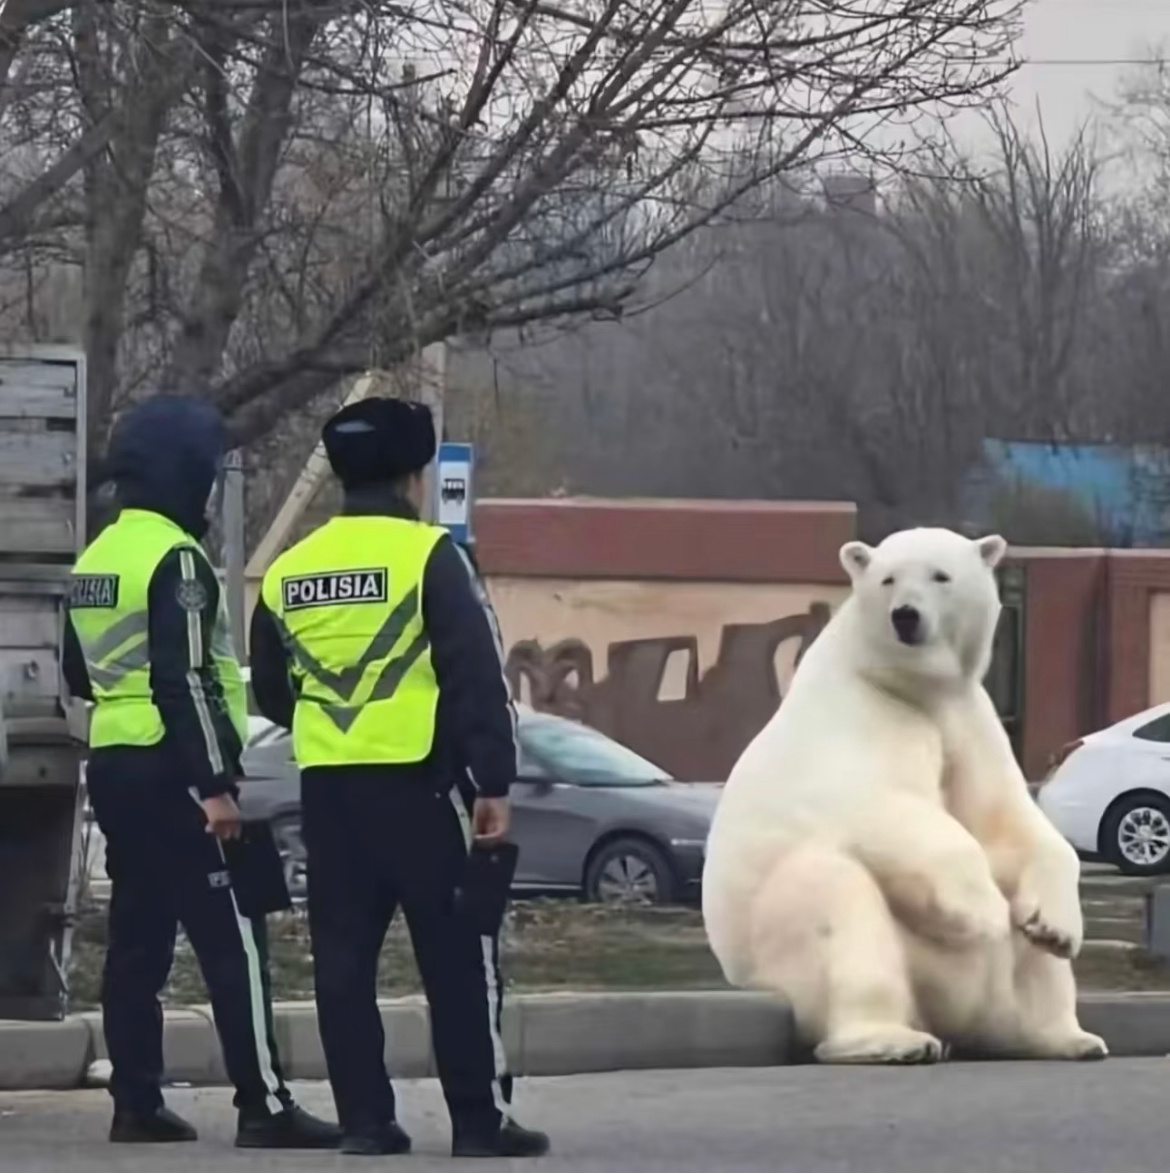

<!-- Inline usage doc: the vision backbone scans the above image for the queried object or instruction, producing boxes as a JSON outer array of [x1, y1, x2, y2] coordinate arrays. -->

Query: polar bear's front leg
[[940, 686, 1084, 959], [1009, 832, 1084, 959], [849, 793, 1011, 949]]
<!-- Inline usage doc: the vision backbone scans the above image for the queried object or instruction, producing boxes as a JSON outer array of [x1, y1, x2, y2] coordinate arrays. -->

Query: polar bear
[[702, 527, 1106, 1065]]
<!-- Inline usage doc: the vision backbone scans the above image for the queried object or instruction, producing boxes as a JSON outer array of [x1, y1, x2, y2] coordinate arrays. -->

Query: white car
[[1037, 702, 1170, 875]]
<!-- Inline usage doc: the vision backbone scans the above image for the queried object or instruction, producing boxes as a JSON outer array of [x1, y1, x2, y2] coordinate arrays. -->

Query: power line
[[1018, 57, 1170, 66]]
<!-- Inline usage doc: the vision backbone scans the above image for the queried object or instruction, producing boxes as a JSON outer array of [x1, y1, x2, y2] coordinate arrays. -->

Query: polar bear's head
[[838, 527, 1007, 692]]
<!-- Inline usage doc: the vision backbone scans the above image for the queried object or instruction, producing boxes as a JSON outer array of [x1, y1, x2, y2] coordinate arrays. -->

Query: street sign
[[437, 442, 474, 544]]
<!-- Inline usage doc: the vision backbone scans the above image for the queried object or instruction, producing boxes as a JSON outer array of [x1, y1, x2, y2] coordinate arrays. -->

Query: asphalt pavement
[[1, 1061, 1168, 1172]]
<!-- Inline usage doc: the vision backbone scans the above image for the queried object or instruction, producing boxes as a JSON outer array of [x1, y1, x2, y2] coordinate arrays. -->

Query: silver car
[[237, 705, 720, 905]]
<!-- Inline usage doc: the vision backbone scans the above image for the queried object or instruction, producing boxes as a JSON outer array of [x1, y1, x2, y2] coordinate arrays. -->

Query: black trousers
[[302, 772, 511, 1136], [87, 748, 290, 1117]]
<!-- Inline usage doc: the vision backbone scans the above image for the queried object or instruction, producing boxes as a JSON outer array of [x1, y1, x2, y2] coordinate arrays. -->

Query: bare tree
[[459, 104, 1113, 536], [0, 0, 1023, 453]]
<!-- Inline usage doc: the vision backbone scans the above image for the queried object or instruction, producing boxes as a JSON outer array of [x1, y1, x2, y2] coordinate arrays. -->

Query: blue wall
[[967, 440, 1170, 547]]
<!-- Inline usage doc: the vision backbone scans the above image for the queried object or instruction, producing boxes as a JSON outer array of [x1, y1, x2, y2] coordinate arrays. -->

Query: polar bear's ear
[[840, 541, 874, 580], [975, 534, 1008, 568]]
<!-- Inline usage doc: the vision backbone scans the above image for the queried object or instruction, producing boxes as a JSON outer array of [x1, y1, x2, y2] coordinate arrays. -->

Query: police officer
[[249, 397, 549, 1159], [63, 396, 340, 1149]]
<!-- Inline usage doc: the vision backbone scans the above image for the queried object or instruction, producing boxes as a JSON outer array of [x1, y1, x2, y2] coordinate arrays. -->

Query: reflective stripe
[[274, 589, 420, 699], [179, 549, 225, 777], [86, 611, 150, 663], [86, 639, 151, 689], [272, 595, 431, 734], [317, 630, 431, 733]]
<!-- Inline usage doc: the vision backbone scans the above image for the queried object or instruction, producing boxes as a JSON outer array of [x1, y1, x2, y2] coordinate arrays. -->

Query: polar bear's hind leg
[[747, 847, 945, 1065]]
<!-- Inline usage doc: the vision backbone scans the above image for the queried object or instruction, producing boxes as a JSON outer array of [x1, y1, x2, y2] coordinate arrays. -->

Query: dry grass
[[66, 895, 1170, 1012]]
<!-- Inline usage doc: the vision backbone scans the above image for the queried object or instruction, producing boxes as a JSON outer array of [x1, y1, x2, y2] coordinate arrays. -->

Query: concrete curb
[[3, 991, 1170, 1091]]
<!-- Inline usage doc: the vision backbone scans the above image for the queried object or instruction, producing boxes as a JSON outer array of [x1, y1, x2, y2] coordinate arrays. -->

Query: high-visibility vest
[[261, 515, 445, 768], [70, 508, 248, 750]]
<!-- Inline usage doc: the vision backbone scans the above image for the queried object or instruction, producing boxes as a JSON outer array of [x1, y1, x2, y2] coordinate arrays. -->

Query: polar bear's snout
[[891, 605, 924, 646]]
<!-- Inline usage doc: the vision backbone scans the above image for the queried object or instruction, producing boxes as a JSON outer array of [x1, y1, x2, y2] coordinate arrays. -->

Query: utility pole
[[416, 342, 447, 523], [221, 449, 247, 660]]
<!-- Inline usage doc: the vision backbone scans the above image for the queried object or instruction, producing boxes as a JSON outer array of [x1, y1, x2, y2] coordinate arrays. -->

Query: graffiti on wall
[[503, 602, 833, 782]]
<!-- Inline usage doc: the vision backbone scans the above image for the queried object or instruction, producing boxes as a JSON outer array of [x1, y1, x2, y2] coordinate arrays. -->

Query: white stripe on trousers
[[449, 781, 509, 1114], [480, 934, 509, 1114], [190, 787, 282, 1115], [215, 838, 284, 1116]]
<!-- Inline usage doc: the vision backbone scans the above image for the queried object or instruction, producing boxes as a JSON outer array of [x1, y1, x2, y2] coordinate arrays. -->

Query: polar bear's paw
[[1017, 907, 1080, 959], [1025, 1029, 1108, 1061], [1066, 1031, 1109, 1061], [1012, 872, 1084, 960], [815, 1026, 947, 1066]]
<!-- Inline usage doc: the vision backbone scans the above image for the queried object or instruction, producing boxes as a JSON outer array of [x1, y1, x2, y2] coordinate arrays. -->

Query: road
[[2, 1062, 1169, 1172]]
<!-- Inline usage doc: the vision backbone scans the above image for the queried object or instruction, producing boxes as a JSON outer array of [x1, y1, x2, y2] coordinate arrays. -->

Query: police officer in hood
[[64, 396, 340, 1149], [249, 397, 549, 1159]]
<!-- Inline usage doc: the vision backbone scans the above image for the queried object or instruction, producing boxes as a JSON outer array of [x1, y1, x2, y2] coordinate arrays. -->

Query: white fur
[[702, 527, 1106, 1065]]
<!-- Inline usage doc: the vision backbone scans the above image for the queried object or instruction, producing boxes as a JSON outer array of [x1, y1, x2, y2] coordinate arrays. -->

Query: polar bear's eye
[[932, 570, 951, 584], [881, 575, 895, 586]]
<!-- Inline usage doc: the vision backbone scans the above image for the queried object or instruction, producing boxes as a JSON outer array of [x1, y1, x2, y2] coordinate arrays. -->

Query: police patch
[[282, 568, 388, 611], [71, 574, 119, 609], [176, 578, 208, 613]]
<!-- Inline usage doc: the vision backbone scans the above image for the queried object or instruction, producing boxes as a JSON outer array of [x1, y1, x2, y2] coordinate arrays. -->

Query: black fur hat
[[322, 397, 437, 489]]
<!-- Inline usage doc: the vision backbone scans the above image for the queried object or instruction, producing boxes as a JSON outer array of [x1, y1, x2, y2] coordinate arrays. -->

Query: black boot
[[109, 1106, 198, 1144], [453, 1117, 551, 1158], [340, 1120, 413, 1156], [235, 1104, 342, 1149]]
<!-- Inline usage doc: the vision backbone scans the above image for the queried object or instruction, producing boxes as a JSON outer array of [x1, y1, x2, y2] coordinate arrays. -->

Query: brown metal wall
[[475, 499, 1170, 781]]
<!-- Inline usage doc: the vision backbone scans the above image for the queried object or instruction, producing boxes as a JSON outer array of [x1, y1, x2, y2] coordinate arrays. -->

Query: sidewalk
[[4, 989, 1170, 1091]]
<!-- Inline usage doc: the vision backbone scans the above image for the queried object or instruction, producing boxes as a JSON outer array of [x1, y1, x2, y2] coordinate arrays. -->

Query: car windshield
[[519, 715, 672, 786]]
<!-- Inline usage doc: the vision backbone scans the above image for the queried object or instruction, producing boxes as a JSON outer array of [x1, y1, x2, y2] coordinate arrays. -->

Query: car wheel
[[1102, 794, 1170, 875], [270, 815, 308, 901], [584, 838, 676, 905]]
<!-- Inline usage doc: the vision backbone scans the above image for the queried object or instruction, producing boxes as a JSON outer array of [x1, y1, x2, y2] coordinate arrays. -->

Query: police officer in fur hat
[[249, 397, 548, 1159]]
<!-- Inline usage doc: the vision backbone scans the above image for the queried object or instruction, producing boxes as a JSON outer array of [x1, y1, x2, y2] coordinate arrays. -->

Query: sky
[[985, 0, 1170, 143]]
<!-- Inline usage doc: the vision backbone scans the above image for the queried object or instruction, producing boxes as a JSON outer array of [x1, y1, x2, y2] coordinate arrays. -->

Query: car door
[[510, 740, 599, 891]]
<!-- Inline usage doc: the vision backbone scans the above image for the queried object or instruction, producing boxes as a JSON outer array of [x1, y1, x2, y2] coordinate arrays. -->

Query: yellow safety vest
[[261, 515, 444, 768], [70, 509, 248, 750]]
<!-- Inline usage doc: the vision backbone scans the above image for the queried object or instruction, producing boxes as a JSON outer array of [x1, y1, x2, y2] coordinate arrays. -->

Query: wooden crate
[[0, 348, 87, 562]]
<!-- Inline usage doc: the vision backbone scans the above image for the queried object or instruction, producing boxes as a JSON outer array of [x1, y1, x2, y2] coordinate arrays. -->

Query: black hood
[[105, 396, 227, 537]]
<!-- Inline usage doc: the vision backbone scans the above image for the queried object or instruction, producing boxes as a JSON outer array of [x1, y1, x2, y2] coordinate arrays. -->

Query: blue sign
[[437, 442, 474, 545]]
